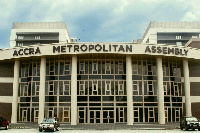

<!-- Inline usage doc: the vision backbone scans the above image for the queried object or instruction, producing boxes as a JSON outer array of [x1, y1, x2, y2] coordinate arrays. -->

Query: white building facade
[[141, 21, 200, 46], [0, 22, 200, 125], [0, 42, 199, 125], [10, 22, 71, 48]]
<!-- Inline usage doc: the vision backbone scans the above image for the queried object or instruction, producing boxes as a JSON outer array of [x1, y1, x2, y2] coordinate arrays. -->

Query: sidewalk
[[9, 122, 180, 130]]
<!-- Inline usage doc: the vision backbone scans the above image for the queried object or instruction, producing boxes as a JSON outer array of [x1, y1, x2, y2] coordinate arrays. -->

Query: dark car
[[39, 117, 60, 132], [180, 116, 200, 131], [0, 117, 9, 130]]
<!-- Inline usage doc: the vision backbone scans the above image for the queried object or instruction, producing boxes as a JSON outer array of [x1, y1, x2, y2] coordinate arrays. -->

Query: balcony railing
[[15, 37, 59, 41], [157, 36, 198, 41]]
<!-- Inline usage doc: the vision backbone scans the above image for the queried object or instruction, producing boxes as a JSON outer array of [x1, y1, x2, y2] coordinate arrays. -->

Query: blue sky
[[0, 0, 199, 48]]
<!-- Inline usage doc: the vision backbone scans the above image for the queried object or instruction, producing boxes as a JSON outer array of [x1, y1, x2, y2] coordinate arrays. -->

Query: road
[[0, 129, 199, 133]]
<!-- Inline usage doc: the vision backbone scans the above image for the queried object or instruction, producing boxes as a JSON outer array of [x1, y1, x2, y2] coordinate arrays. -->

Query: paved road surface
[[0, 129, 198, 133]]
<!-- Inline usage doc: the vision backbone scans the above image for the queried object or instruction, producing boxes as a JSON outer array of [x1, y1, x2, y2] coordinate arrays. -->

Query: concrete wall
[[0, 103, 12, 121], [189, 60, 200, 118], [0, 62, 14, 122], [192, 103, 200, 119]]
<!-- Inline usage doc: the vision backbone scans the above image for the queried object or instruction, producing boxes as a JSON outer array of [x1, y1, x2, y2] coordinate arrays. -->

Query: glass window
[[79, 61, 87, 74], [163, 83, 167, 96], [17, 42, 24, 46], [50, 63, 54, 75], [58, 61, 71, 75], [64, 62, 70, 74], [133, 81, 138, 95], [21, 63, 29, 77], [59, 81, 70, 95], [132, 61, 138, 75], [36, 83, 40, 96], [32, 82, 40, 96], [33, 62, 40, 76], [18, 36, 24, 39], [20, 83, 29, 96], [92, 81, 98, 95], [176, 42, 182, 46], [93, 64, 97, 71], [106, 62, 111, 74], [176, 36, 181, 39], [93, 63, 97, 74], [80, 63, 84, 71], [35, 36, 40, 39], [115, 81, 125, 95], [106, 63, 110, 71], [119, 63, 123, 73], [24, 84, 28, 96], [64, 84, 69, 95], [105, 80, 111, 95], [60, 62, 64, 75], [133, 81, 142, 95], [35, 43, 40, 45], [79, 81, 85, 95], [49, 82, 54, 95]]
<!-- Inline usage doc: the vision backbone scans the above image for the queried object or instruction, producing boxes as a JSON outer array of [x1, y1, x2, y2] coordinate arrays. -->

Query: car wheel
[[5, 124, 8, 130], [52, 128, 56, 132], [198, 128, 200, 131], [39, 128, 42, 132], [180, 126, 183, 130]]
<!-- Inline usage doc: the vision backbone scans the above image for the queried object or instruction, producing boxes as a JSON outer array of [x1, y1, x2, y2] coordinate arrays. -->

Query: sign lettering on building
[[12, 44, 189, 57], [13, 47, 41, 56], [145, 46, 188, 56], [53, 44, 132, 53]]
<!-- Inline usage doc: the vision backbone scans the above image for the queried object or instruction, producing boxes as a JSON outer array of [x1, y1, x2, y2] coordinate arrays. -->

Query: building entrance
[[34, 110, 39, 122], [78, 108, 116, 124], [17, 58, 184, 123], [89, 110, 115, 123], [89, 110, 101, 123], [103, 110, 114, 123], [78, 109, 86, 123], [22, 110, 27, 122]]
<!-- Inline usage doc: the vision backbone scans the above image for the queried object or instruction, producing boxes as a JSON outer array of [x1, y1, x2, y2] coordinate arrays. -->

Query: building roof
[[185, 38, 200, 49], [12, 22, 67, 29], [147, 21, 200, 29], [141, 21, 200, 43]]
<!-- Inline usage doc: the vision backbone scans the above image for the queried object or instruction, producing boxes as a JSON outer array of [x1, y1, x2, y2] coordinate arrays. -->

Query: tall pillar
[[126, 55, 133, 125], [183, 59, 192, 116], [157, 57, 165, 124], [38, 57, 46, 124], [11, 60, 20, 123], [71, 55, 77, 125]]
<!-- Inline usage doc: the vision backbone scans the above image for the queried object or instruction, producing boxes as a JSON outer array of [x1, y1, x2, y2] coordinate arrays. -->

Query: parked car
[[0, 117, 9, 130], [39, 117, 60, 132], [180, 116, 200, 131]]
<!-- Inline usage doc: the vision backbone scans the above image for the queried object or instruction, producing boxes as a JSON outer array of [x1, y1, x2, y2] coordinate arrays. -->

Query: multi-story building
[[0, 22, 200, 126], [10, 22, 72, 48], [141, 21, 200, 46]]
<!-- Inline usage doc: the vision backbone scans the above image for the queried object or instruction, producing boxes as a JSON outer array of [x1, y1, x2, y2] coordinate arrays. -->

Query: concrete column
[[71, 55, 77, 125], [126, 55, 133, 125], [38, 58, 46, 124], [157, 57, 165, 124], [11, 60, 20, 123], [183, 59, 192, 116]]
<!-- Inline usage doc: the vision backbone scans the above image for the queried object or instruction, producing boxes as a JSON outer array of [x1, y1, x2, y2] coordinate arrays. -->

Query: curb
[[8, 124, 180, 130], [9, 126, 29, 129], [8, 127, 180, 130]]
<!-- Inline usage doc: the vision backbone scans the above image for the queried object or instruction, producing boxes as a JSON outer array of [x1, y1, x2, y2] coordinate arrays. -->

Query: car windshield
[[186, 117, 198, 121], [42, 118, 55, 123]]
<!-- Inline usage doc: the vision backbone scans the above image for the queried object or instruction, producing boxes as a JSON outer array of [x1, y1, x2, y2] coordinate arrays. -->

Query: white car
[[39, 117, 60, 132]]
